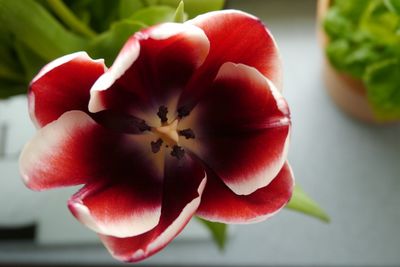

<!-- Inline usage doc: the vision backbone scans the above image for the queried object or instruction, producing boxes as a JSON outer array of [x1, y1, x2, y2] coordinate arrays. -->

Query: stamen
[[171, 145, 185, 159], [157, 105, 168, 123], [92, 111, 150, 133], [177, 106, 190, 118], [136, 119, 151, 132], [178, 129, 195, 139], [151, 139, 163, 153]]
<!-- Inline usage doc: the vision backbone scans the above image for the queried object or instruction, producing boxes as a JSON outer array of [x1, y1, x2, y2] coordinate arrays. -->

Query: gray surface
[[1, 0, 400, 266]]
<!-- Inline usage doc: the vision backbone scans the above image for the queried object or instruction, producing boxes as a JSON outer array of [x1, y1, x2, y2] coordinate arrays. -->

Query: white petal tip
[[69, 200, 161, 238], [31, 52, 103, 85], [188, 9, 260, 25]]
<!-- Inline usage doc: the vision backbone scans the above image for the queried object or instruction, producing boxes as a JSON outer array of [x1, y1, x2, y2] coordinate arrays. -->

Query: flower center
[[93, 106, 195, 160], [150, 106, 196, 160], [152, 119, 179, 146]]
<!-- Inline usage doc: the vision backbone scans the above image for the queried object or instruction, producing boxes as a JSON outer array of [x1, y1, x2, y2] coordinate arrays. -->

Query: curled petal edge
[[89, 23, 210, 113], [68, 182, 162, 238], [101, 177, 207, 262], [31, 51, 106, 85]]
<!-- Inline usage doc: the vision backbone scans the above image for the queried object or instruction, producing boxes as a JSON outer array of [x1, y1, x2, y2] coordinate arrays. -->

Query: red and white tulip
[[20, 10, 294, 262]]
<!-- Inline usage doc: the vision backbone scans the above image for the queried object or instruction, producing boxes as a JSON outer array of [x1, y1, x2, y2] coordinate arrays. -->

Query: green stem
[[46, 0, 96, 38]]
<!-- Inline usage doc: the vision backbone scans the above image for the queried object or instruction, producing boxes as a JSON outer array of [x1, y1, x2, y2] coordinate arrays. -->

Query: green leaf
[[0, 66, 25, 84], [364, 58, 400, 121], [159, 0, 225, 18], [87, 20, 145, 66], [0, 33, 24, 83], [326, 39, 354, 74], [384, 0, 400, 15], [323, 7, 354, 39], [129, 5, 178, 26], [144, 0, 159, 6], [326, 39, 384, 79], [65, 0, 121, 33], [359, 0, 400, 46], [286, 185, 330, 223], [196, 217, 227, 250], [46, 0, 97, 38], [0, 0, 87, 61], [0, 33, 26, 99], [0, 31, 22, 72], [118, 0, 145, 19], [334, 0, 370, 22], [15, 41, 47, 82], [173, 1, 185, 23]]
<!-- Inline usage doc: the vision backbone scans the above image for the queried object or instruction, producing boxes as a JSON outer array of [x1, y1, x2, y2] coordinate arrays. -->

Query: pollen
[[150, 139, 163, 153], [170, 145, 185, 159], [178, 129, 195, 139], [157, 105, 168, 123]]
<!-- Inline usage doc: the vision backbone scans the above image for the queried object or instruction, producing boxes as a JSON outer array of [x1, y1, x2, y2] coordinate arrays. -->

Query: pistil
[[152, 119, 179, 147]]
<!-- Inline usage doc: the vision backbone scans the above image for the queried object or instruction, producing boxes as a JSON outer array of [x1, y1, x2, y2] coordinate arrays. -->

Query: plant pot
[[317, 0, 381, 123]]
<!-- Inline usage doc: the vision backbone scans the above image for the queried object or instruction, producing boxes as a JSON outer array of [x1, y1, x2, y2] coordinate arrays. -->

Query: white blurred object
[[0, 96, 41, 226]]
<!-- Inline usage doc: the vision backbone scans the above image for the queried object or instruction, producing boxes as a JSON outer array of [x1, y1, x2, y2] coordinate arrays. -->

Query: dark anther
[[92, 111, 150, 133], [171, 145, 185, 160], [151, 139, 163, 153], [157, 105, 168, 123], [177, 106, 190, 118], [178, 129, 195, 139], [136, 119, 151, 132]]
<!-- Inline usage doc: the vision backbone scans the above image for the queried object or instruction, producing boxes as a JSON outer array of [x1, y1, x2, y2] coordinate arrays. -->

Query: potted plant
[[318, 0, 400, 123]]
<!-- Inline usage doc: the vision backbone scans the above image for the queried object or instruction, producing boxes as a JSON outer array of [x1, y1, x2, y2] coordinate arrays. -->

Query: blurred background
[[1, 0, 400, 266]]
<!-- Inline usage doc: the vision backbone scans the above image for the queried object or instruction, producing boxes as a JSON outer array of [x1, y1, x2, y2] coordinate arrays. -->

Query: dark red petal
[[29, 52, 106, 128], [20, 111, 164, 192], [68, 179, 162, 238], [196, 162, 294, 223], [179, 10, 282, 110], [179, 63, 290, 195], [89, 23, 210, 124], [99, 155, 206, 263]]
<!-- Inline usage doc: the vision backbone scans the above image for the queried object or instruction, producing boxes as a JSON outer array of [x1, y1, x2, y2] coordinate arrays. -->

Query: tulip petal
[[99, 155, 206, 262], [29, 52, 106, 128], [20, 111, 164, 192], [180, 63, 290, 195], [89, 23, 210, 124], [196, 162, 294, 223], [68, 179, 162, 238], [179, 10, 282, 110]]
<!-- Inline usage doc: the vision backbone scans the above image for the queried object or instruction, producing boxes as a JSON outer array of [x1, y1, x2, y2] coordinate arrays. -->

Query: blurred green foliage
[[324, 0, 400, 121], [0, 0, 225, 98]]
